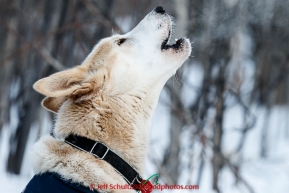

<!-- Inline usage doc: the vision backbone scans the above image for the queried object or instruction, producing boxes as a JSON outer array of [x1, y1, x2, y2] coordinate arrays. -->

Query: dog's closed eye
[[117, 38, 126, 46]]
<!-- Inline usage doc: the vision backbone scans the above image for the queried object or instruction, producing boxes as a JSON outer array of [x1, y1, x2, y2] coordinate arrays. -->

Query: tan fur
[[31, 9, 191, 193], [42, 96, 67, 113], [32, 43, 151, 193]]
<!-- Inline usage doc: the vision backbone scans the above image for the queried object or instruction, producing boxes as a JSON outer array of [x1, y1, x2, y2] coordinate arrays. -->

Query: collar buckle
[[131, 174, 142, 185], [90, 142, 109, 160]]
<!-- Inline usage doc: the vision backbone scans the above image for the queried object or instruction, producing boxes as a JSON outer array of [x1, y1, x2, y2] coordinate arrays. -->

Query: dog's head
[[34, 7, 191, 113]]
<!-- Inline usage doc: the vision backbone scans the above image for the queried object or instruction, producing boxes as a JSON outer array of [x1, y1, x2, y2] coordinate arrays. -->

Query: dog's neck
[[54, 87, 160, 174]]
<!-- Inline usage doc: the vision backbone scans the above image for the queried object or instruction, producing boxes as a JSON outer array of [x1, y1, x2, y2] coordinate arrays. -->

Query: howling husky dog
[[24, 6, 191, 193]]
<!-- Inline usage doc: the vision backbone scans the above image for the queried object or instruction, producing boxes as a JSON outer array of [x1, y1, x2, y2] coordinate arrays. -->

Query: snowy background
[[1, 0, 289, 193]]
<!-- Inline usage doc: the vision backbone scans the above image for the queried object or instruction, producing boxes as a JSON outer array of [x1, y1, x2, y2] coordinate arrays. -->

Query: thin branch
[[35, 45, 65, 71], [0, 20, 65, 71], [227, 88, 257, 154], [148, 151, 174, 185], [222, 154, 255, 193], [80, 0, 123, 33]]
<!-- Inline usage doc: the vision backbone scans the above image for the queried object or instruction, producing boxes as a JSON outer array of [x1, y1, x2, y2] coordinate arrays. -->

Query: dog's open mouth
[[161, 30, 185, 51]]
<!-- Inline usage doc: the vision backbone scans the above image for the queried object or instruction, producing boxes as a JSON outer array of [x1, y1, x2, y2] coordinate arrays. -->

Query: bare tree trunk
[[6, 0, 66, 174], [0, 0, 18, 134], [213, 38, 230, 192], [212, 66, 226, 193], [163, 0, 189, 184]]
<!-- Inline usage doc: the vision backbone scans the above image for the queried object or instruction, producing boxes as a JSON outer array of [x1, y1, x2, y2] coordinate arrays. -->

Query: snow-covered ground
[[0, 124, 33, 192]]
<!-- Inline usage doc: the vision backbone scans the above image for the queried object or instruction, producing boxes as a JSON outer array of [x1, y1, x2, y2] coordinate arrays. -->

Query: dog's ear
[[41, 96, 67, 114], [33, 66, 89, 97], [33, 66, 107, 98]]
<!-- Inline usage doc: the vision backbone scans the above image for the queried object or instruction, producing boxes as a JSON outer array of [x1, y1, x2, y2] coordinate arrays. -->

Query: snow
[[0, 172, 30, 193], [0, 125, 31, 192]]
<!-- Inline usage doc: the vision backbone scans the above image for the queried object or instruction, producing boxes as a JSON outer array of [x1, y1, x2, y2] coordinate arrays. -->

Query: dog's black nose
[[154, 6, 165, 14]]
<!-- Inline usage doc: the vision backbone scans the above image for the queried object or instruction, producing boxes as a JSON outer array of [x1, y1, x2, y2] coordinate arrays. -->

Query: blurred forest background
[[1, 0, 289, 193]]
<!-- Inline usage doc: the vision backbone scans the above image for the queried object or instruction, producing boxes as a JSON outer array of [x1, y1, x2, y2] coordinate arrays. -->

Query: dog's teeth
[[175, 38, 178, 41]]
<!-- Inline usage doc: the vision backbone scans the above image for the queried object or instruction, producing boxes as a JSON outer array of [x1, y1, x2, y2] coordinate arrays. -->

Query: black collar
[[64, 134, 143, 191]]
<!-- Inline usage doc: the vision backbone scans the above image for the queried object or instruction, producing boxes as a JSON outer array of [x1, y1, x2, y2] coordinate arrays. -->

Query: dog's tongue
[[140, 180, 153, 193]]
